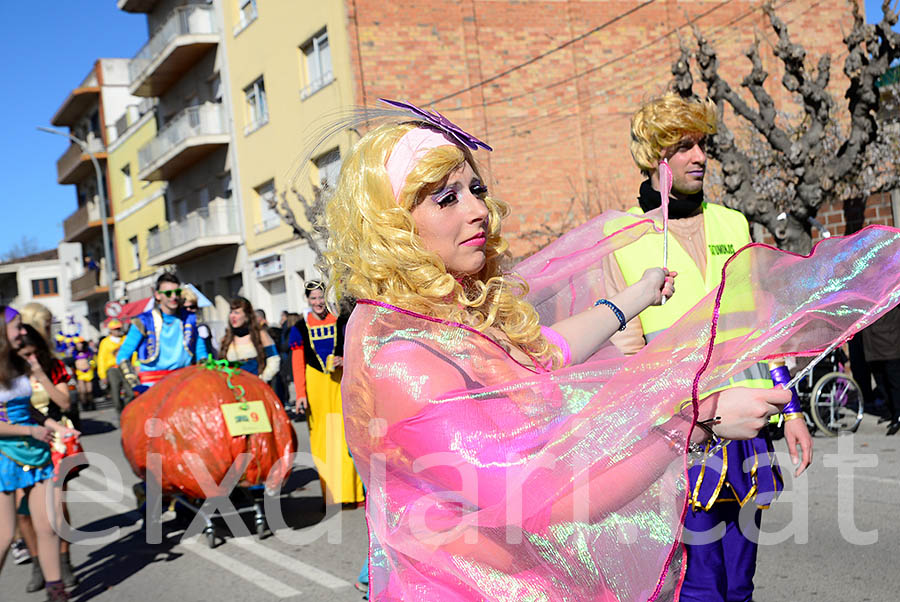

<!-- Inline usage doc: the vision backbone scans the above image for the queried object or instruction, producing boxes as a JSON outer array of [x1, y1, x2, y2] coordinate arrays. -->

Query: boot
[[60, 552, 79, 587], [45, 580, 68, 601], [26, 562, 45, 592]]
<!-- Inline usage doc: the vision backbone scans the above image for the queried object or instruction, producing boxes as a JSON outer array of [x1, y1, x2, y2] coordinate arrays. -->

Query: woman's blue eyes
[[434, 182, 488, 207]]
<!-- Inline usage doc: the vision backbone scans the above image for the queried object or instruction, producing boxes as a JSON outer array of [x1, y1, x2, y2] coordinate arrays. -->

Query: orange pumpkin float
[[120, 363, 297, 499]]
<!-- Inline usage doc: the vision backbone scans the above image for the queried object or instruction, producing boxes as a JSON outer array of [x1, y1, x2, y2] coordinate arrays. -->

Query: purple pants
[[679, 502, 762, 602]]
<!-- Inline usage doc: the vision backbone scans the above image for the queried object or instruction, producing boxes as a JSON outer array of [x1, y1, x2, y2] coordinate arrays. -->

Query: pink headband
[[385, 128, 458, 202]]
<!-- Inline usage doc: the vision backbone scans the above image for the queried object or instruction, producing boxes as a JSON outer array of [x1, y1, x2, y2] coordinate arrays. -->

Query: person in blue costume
[[0, 306, 78, 601], [116, 272, 208, 391], [220, 296, 280, 382], [602, 93, 813, 602]]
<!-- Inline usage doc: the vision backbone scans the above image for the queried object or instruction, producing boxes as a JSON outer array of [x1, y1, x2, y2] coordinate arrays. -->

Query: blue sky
[[0, 1, 893, 258], [0, 3, 145, 258]]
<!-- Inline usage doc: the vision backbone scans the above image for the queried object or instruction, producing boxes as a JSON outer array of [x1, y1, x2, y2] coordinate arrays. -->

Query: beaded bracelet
[[594, 298, 626, 331]]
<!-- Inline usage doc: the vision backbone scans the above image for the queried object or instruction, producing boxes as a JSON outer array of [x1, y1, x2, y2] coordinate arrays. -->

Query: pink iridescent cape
[[341, 210, 900, 601]]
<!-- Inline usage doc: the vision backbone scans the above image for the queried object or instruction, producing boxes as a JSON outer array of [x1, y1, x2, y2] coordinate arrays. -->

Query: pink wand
[[658, 159, 673, 305]]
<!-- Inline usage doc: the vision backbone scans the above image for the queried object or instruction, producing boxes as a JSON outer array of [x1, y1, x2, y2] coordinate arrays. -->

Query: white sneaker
[[11, 539, 30, 565]]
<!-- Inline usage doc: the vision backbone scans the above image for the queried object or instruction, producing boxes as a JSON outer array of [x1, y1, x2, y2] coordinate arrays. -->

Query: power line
[[426, 0, 660, 106], [444, 0, 737, 114], [476, 0, 812, 145]]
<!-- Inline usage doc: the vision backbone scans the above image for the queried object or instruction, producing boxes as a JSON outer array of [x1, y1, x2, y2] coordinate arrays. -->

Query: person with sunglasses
[[115, 272, 208, 391]]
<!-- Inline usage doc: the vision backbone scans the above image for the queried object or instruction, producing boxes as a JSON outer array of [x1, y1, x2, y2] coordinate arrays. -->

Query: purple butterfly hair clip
[[379, 98, 493, 152]]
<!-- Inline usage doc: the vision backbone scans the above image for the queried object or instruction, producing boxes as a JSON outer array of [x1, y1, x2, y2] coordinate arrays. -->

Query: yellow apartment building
[[106, 99, 167, 302], [221, 0, 358, 319]]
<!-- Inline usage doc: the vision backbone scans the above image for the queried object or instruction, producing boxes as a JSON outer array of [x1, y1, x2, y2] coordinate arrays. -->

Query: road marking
[[839, 474, 900, 485], [69, 479, 302, 599], [77, 469, 351, 590], [232, 538, 352, 589], [77, 468, 136, 504], [183, 537, 302, 598], [67, 480, 134, 514]]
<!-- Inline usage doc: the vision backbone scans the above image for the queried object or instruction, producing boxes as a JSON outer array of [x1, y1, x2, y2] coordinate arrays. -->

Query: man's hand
[[332, 356, 344, 368], [296, 397, 308, 415], [783, 417, 813, 477]]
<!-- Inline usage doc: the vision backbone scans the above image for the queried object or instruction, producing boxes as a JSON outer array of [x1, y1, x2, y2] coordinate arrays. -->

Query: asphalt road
[[2, 399, 897, 601], [2, 397, 368, 602]]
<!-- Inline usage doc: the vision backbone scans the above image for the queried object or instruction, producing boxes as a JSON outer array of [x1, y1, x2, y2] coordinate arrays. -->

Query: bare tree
[[1, 235, 42, 262], [270, 181, 329, 264], [673, 0, 900, 252]]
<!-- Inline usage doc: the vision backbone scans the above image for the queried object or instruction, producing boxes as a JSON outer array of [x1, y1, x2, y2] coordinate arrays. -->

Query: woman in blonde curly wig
[[327, 103, 792, 601], [325, 120, 562, 367]]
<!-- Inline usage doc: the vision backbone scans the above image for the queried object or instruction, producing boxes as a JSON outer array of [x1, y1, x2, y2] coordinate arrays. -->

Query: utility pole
[[38, 126, 116, 303]]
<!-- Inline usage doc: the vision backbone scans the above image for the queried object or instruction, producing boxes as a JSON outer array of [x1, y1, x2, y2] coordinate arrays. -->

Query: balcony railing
[[137, 103, 228, 181], [147, 199, 241, 265], [63, 199, 113, 243], [71, 268, 108, 302], [128, 5, 218, 97], [56, 136, 105, 185]]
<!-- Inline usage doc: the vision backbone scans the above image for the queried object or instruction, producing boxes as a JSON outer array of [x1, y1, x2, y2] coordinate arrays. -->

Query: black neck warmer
[[232, 325, 250, 337], [637, 179, 704, 219]]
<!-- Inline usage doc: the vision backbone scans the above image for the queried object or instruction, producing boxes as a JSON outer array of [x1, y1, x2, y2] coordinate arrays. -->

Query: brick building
[[345, 0, 883, 254]]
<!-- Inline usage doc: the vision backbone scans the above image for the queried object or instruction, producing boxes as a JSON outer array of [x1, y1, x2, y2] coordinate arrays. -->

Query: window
[[129, 236, 141, 271], [235, 0, 257, 34], [244, 76, 268, 134], [256, 180, 280, 232], [121, 164, 133, 199], [173, 198, 187, 221], [210, 74, 222, 104], [221, 172, 233, 200], [31, 278, 58, 297], [314, 148, 341, 191], [301, 29, 333, 99]]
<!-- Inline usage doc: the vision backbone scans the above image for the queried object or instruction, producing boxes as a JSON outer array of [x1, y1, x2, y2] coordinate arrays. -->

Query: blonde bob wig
[[630, 93, 717, 173], [323, 121, 562, 369]]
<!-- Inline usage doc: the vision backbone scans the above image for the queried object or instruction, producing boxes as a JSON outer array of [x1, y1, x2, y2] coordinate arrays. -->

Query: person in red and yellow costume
[[289, 281, 364, 507]]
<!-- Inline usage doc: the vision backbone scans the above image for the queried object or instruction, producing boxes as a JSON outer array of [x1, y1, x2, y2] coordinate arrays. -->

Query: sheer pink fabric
[[342, 213, 900, 601]]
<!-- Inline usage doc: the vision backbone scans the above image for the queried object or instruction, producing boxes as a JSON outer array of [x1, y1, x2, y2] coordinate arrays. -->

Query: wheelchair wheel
[[810, 372, 863, 436]]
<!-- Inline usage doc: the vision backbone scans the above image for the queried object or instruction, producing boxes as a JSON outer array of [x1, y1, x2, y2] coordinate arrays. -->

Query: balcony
[[117, 0, 158, 12], [147, 199, 241, 265], [51, 86, 100, 127], [56, 137, 106, 185], [71, 269, 109, 302], [137, 104, 228, 181], [129, 5, 219, 97], [63, 200, 114, 244]]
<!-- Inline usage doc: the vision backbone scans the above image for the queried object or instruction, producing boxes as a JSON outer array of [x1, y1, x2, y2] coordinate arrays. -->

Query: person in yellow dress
[[289, 281, 364, 507]]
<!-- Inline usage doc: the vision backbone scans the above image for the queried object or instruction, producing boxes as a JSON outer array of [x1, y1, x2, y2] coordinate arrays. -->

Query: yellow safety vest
[[605, 202, 771, 391]]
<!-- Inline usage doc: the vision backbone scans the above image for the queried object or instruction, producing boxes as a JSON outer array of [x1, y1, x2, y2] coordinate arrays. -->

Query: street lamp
[[37, 126, 116, 303]]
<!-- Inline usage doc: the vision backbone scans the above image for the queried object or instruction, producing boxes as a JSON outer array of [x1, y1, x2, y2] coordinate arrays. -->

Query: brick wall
[[814, 191, 897, 242], [345, 0, 861, 255], [754, 191, 897, 248]]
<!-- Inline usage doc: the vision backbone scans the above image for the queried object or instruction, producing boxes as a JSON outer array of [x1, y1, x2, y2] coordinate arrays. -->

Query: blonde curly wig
[[323, 121, 562, 369], [630, 93, 717, 173]]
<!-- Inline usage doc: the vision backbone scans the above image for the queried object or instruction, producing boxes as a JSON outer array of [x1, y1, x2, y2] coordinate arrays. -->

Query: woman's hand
[[638, 268, 676, 306], [29, 425, 53, 444], [25, 355, 46, 378], [705, 387, 791, 440], [51, 424, 81, 439]]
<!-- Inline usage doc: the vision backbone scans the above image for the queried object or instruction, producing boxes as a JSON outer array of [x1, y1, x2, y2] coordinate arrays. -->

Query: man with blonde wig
[[602, 93, 813, 601]]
